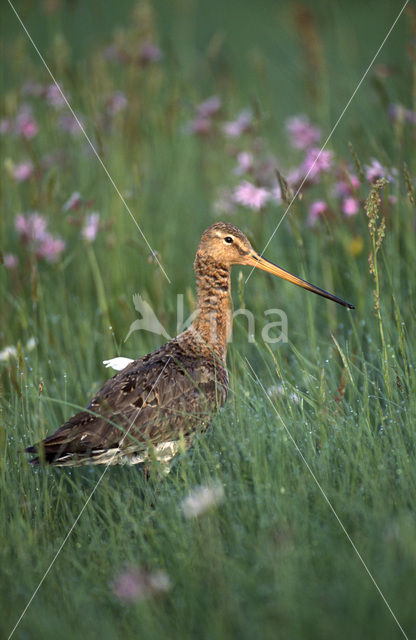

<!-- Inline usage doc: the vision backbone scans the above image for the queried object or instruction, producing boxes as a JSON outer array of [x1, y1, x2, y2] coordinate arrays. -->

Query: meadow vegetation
[[1, 1, 415, 638]]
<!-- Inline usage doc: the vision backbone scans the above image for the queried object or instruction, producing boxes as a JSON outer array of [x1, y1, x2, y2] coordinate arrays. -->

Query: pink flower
[[82, 212, 100, 242], [302, 147, 333, 182], [0, 118, 11, 135], [222, 109, 252, 138], [188, 116, 212, 136], [15, 212, 65, 263], [213, 189, 236, 216], [106, 91, 128, 116], [286, 166, 303, 188], [253, 156, 277, 186], [15, 213, 48, 242], [234, 180, 269, 211], [234, 151, 254, 175], [58, 113, 84, 135], [15, 106, 38, 139], [63, 191, 83, 212], [112, 567, 170, 603], [196, 96, 222, 118], [285, 115, 321, 150], [45, 84, 66, 109], [3, 253, 19, 269], [342, 197, 360, 216], [12, 161, 34, 182], [364, 159, 390, 183], [36, 234, 65, 262], [139, 42, 162, 65], [307, 200, 327, 226]]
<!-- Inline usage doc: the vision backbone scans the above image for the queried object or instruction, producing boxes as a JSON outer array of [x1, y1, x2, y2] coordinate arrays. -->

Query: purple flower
[[285, 115, 321, 150], [342, 197, 360, 217], [112, 567, 170, 603], [82, 212, 100, 242], [196, 96, 222, 118], [333, 173, 360, 197], [15, 212, 48, 242], [222, 109, 252, 138], [234, 151, 254, 176], [3, 253, 19, 269], [302, 147, 333, 182], [106, 91, 128, 116], [364, 158, 392, 183], [12, 161, 34, 182], [0, 118, 11, 135], [45, 84, 66, 109], [139, 42, 162, 65], [307, 200, 327, 226], [234, 180, 269, 211], [103, 45, 130, 64], [270, 185, 282, 204], [58, 113, 84, 135], [36, 234, 65, 262], [15, 106, 38, 139], [63, 191, 83, 212], [21, 80, 43, 97], [388, 103, 416, 125]]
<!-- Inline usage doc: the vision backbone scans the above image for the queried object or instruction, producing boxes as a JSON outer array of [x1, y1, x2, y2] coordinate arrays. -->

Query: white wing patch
[[103, 357, 134, 371]]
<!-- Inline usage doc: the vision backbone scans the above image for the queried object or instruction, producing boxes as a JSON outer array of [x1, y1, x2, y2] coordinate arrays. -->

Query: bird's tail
[[25, 410, 111, 467]]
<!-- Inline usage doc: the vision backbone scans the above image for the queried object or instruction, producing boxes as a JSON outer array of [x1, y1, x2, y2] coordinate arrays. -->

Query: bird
[[26, 222, 354, 467]]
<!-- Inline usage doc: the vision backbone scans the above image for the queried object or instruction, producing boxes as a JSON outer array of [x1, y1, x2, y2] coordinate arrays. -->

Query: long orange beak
[[246, 252, 354, 309]]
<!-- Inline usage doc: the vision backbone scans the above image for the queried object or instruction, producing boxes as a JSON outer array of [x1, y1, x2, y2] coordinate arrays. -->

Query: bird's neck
[[192, 254, 232, 363]]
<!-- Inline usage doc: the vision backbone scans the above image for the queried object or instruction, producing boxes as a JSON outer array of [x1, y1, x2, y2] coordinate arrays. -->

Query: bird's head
[[196, 221, 354, 309]]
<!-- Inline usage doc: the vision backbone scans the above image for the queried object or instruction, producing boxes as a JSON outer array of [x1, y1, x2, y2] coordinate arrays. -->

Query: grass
[[1, 1, 416, 638]]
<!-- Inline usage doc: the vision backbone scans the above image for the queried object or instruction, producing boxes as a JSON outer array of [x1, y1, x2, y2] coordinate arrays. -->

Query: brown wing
[[26, 340, 228, 465]]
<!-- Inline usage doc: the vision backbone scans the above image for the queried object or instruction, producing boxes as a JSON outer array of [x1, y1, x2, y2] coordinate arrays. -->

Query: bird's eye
[[224, 236, 233, 244]]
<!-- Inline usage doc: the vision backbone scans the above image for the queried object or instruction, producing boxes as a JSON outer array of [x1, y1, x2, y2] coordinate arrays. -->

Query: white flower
[[0, 346, 17, 361], [267, 384, 300, 405], [181, 483, 224, 518], [26, 337, 36, 351], [103, 357, 134, 371], [82, 212, 100, 243], [112, 567, 171, 603]]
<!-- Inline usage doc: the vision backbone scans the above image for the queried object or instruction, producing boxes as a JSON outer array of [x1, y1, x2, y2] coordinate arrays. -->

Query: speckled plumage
[[27, 222, 353, 467], [26, 223, 244, 466], [27, 337, 228, 466]]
